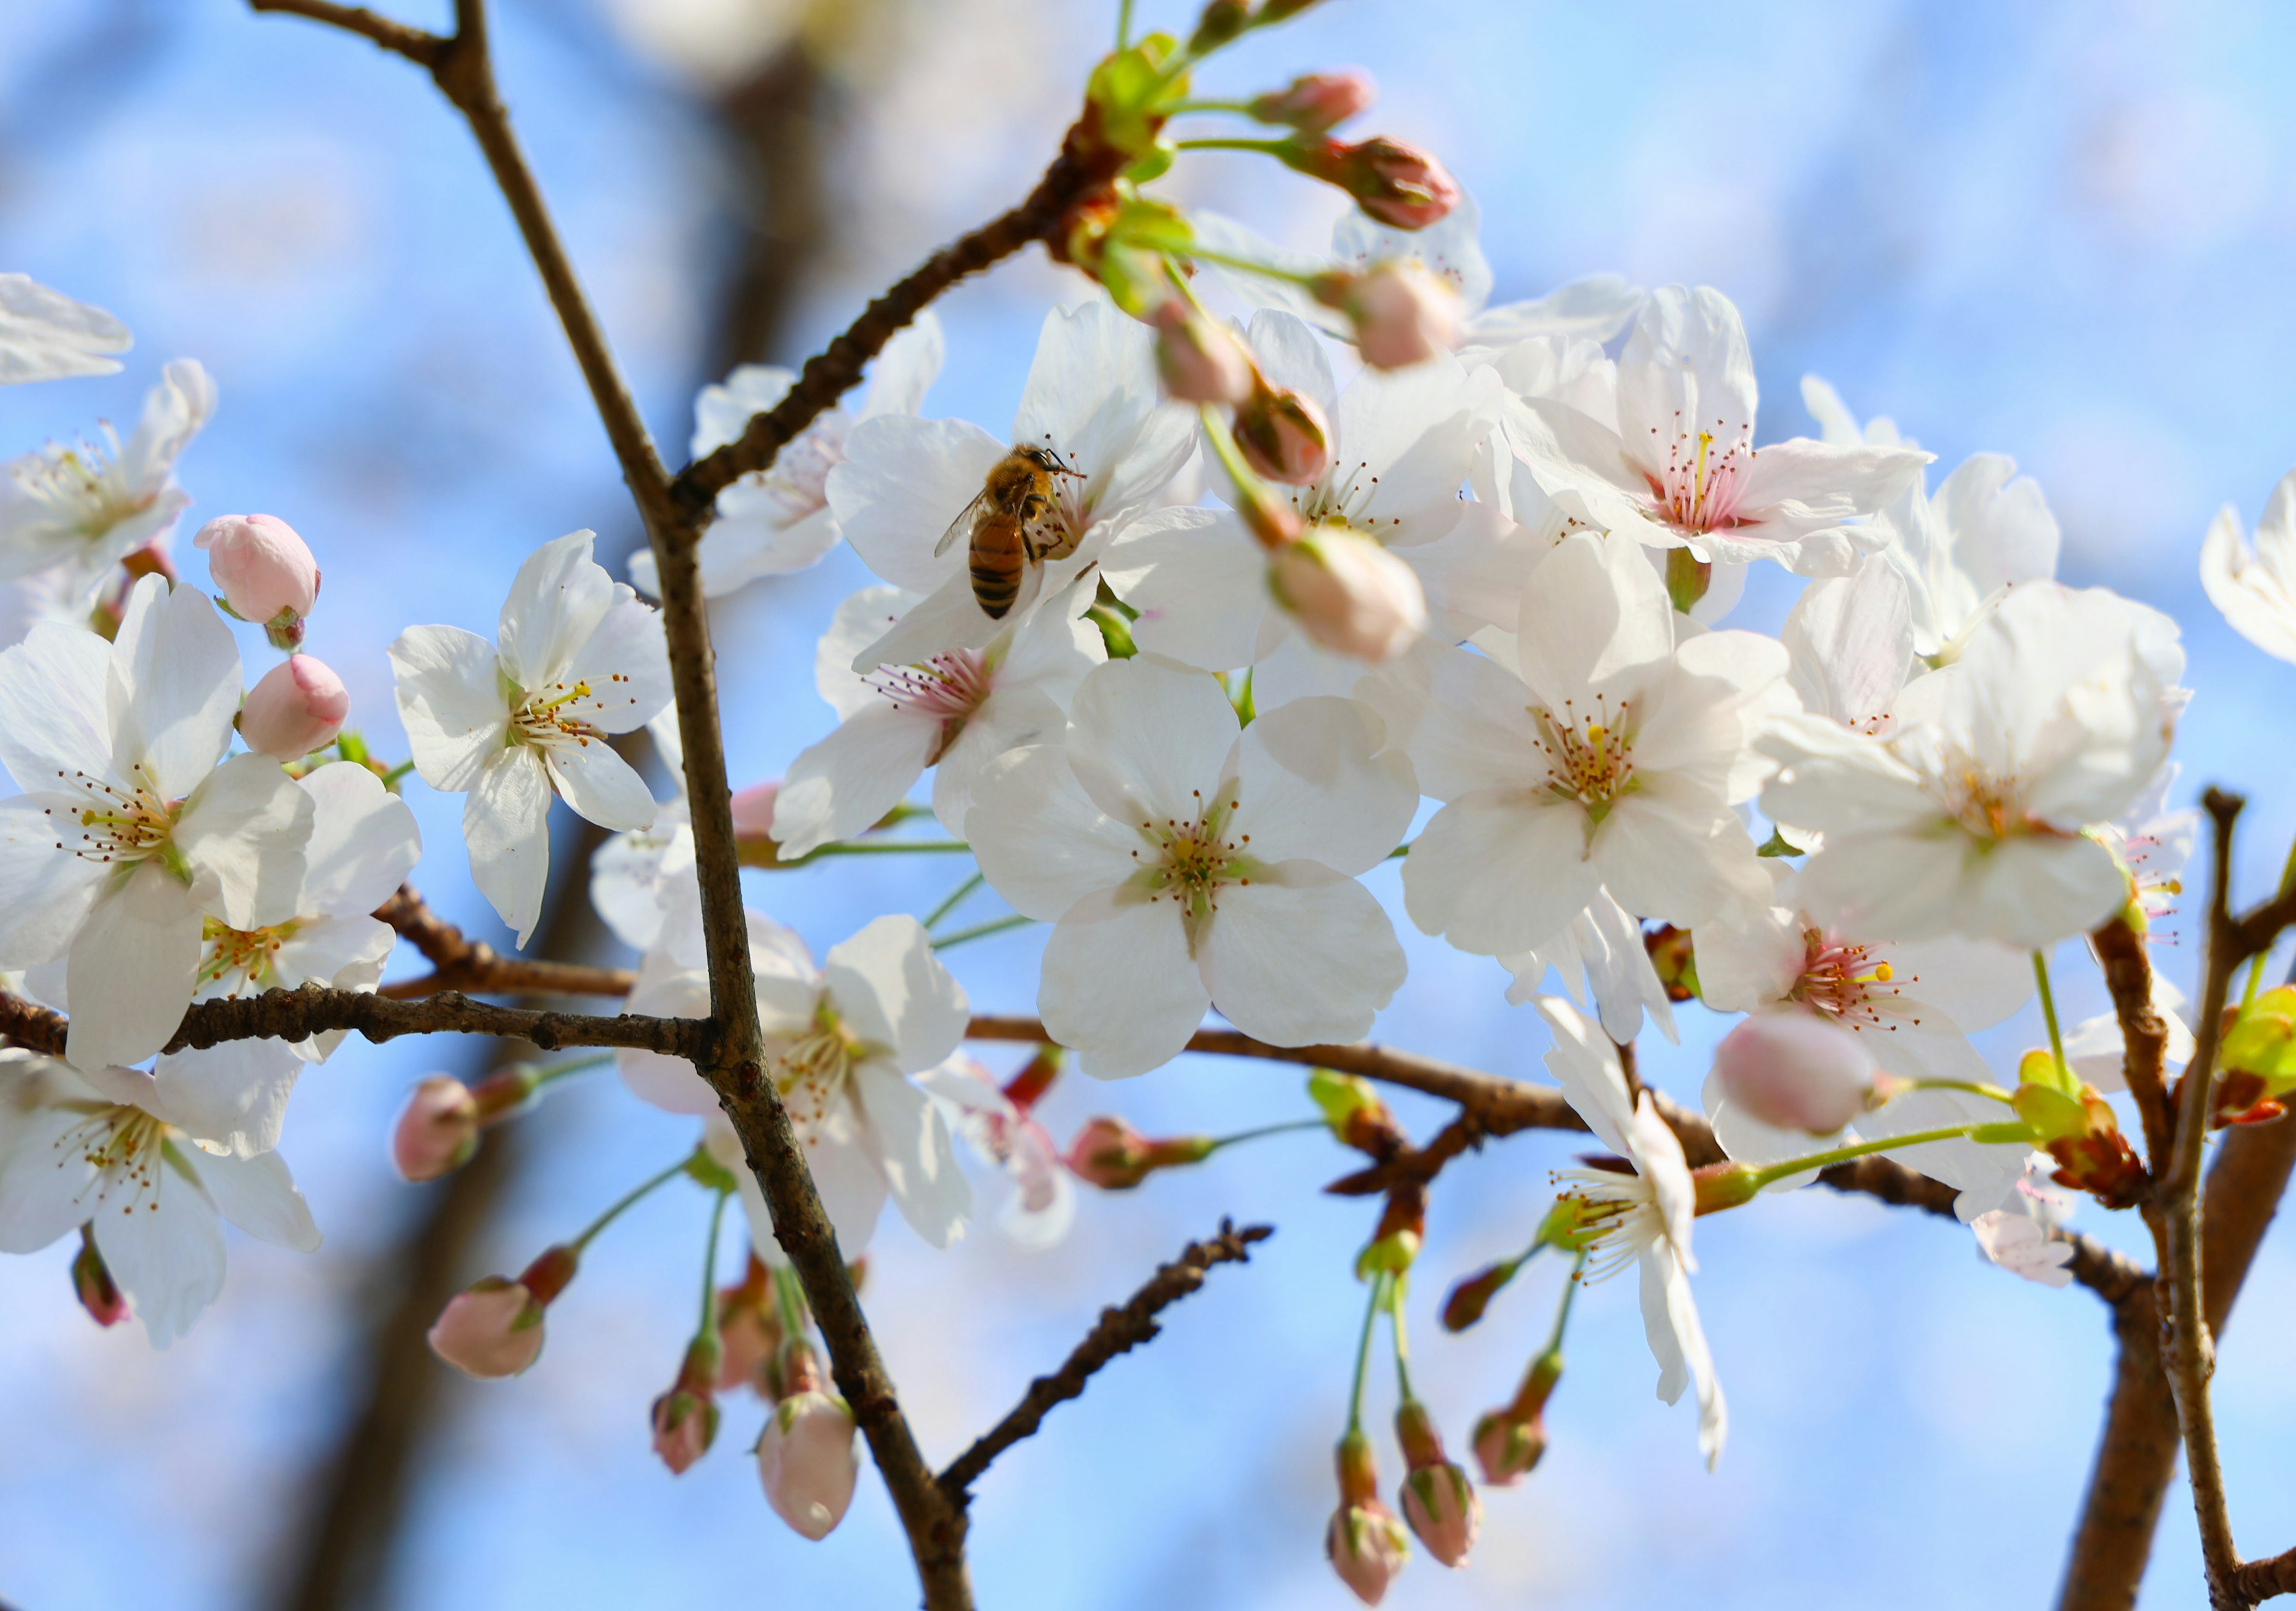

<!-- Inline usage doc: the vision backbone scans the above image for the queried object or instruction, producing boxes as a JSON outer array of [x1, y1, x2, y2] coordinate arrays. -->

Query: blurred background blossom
[[4, 1, 2295, 1607]]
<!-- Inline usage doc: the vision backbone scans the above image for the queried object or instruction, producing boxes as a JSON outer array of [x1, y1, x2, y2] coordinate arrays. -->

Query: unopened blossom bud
[[1311, 1069, 1406, 1158], [391, 1075, 481, 1182], [1234, 380, 1332, 485], [71, 1231, 126, 1328], [194, 513, 320, 649], [1327, 1429, 1409, 1604], [1392, 1400, 1479, 1566], [2013, 1078, 2147, 1209], [1187, 0, 1250, 51], [732, 781, 786, 866], [1644, 924, 1700, 1002], [239, 654, 350, 760], [1474, 1349, 1561, 1486], [428, 1245, 577, 1380], [758, 1390, 860, 1540], [1268, 521, 1428, 664], [1440, 1258, 1521, 1331], [1064, 1115, 1216, 1188], [651, 1334, 723, 1475], [1248, 71, 1375, 133], [1710, 1013, 1876, 1136], [1309, 264, 1459, 368], [2216, 985, 2296, 1126], [1152, 302, 1255, 405], [716, 1254, 782, 1393], [1279, 135, 1459, 229], [1356, 1182, 1425, 1277]]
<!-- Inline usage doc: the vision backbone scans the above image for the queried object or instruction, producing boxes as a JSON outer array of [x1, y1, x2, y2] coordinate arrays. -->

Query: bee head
[[1021, 442, 1081, 478]]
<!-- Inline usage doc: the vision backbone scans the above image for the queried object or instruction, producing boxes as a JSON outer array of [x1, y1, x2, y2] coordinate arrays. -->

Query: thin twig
[[247, 0, 443, 62], [938, 1220, 1272, 1500], [373, 884, 634, 998], [2092, 913, 2176, 1173]]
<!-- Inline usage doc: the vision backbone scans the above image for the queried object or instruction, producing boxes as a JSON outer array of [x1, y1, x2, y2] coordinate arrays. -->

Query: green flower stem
[[1543, 1250, 1587, 1359], [772, 1263, 810, 1338], [1174, 136, 1294, 156], [1205, 1117, 1330, 1153], [802, 839, 972, 858], [1387, 1273, 1416, 1403], [532, 1051, 616, 1090], [1345, 1271, 1387, 1435], [1116, 0, 1134, 48], [2242, 832, 2296, 1009], [923, 871, 986, 931], [1165, 98, 1259, 117], [697, 1187, 731, 1343], [1892, 1076, 2019, 1106], [1168, 241, 1322, 288], [1199, 403, 1262, 495], [571, 1153, 697, 1254], [1742, 1121, 2035, 1194], [2032, 949, 2071, 1080], [931, 912, 1035, 952]]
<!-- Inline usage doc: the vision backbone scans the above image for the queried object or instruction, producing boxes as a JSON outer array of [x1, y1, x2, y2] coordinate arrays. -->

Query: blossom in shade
[[771, 577, 1101, 859], [2201, 466, 2296, 665], [1400, 531, 1782, 958], [0, 275, 130, 384], [1971, 1206, 2074, 1288], [1504, 288, 1928, 577], [1760, 581, 2185, 948], [621, 906, 971, 1257], [967, 658, 1416, 1078], [631, 313, 942, 600], [1497, 886, 1677, 1047], [918, 1054, 1073, 1248], [1538, 996, 1725, 1468], [0, 359, 215, 595], [0, 1050, 319, 1347], [0, 573, 312, 1072], [391, 529, 672, 945]]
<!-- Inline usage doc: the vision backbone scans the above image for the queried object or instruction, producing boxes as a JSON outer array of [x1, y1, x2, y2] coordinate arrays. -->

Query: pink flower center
[[868, 650, 992, 762], [1646, 426, 1752, 535], [1531, 697, 1636, 816], [1794, 933, 1908, 1030]]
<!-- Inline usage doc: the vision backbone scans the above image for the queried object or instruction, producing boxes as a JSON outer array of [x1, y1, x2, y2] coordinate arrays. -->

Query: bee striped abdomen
[[969, 512, 1027, 619]]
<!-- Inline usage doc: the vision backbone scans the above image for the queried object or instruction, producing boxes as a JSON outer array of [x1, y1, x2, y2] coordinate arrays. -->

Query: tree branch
[[246, 0, 442, 63], [373, 884, 634, 999], [2092, 914, 2176, 1172], [937, 1220, 1272, 1500]]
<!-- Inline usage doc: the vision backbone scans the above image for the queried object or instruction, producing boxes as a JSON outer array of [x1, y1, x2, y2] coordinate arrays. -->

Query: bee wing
[[935, 487, 995, 558]]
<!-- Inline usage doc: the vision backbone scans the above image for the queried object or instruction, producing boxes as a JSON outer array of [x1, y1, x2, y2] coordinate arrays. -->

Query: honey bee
[[935, 443, 1082, 619]]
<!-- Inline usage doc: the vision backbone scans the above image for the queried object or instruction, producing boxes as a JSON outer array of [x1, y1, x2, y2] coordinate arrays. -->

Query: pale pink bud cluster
[[1234, 381, 1332, 485], [1312, 264, 1460, 369], [390, 1065, 544, 1183], [1394, 1400, 1479, 1567], [1248, 71, 1375, 133], [239, 654, 349, 760], [1711, 1012, 1877, 1135], [1268, 522, 1428, 664], [195, 513, 320, 649], [428, 1244, 576, 1379], [1327, 1429, 1410, 1605], [650, 1334, 723, 1476], [1280, 136, 1460, 230], [759, 1389, 860, 1539], [1152, 302, 1256, 405]]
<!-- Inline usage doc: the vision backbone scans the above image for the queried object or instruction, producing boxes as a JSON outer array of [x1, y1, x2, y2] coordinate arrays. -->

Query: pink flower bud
[[1281, 136, 1459, 229], [1064, 1115, 1155, 1188], [427, 1277, 546, 1379], [651, 1386, 720, 1475], [758, 1390, 860, 1540], [1249, 71, 1375, 133], [1399, 1462, 1480, 1567], [1471, 1407, 1547, 1487], [717, 1301, 781, 1394], [1327, 1501, 1410, 1604], [391, 1075, 480, 1182], [1268, 522, 1428, 664], [71, 1232, 127, 1328], [1234, 383, 1332, 485], [1152, 302, 1256, 405], [1711, 1012, 1877, 1136], [731, 781, 780, 837], [239, 655, 350, 760], [1313, 264, 1459, 369], [194, 513, 320, 648]]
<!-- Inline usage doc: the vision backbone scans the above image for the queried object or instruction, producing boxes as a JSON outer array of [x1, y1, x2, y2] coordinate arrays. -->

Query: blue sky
[[3, 2, 2295, 1608]]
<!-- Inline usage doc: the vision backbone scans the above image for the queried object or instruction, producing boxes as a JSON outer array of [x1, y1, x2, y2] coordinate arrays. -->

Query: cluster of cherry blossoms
[[10, 0, 2296, 1597]]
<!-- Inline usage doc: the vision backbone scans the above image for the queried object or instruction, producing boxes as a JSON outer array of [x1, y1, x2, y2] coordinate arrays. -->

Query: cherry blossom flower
[[1497, 887, 1677, 1046], [1504, 288, 1927, 576], [770, 576, 1102, 860], [138, 762, 419, 1157], [966, 658, 1416, 1078], [1103, 310, 1506, 700], [0, 1050, 318, 1346], [0, 574, 313, 1072], [827, 299, 1193, 670], [1761, 581, 2185, 947], [2201, 466, 2296, 665], [1971, 1177, 2078, 1288], [631, 313, 942, 601], [1401, 531, 1782, 957], [391, 530, 672, 946], [0, 276, 130, 384], [1780, 553, 1916, 736], [590, 707, 694, 953], [0, 359, 214, 596], [1538, 996, 1725, 1469], [1803, 376, 2060, 661], [620, 906, 971, 1255], [916, 1054, 1073, 1248]]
